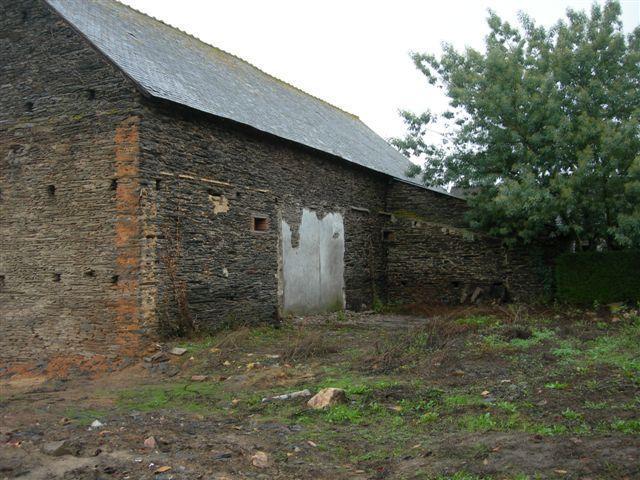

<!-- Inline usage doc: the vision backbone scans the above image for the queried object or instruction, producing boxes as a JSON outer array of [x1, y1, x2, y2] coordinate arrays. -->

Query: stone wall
[[0, 0, 153, 372], [1, 0, 556, 370], [384, 181, 554, 305], [139, 101, 390, 332]]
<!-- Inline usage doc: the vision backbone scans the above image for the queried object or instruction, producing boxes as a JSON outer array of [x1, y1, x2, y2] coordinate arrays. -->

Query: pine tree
[[393, 1, 640, 248]]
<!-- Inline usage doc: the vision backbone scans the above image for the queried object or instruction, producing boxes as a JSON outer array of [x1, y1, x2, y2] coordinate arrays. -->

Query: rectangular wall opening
[[252, 216, 269, 232]]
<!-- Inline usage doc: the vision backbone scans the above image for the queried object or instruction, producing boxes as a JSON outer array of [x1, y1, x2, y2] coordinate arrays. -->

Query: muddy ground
[[1, 306, 639, 479]]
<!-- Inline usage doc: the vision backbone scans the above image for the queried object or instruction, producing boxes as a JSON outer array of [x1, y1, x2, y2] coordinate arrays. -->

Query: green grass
[[496, 401, 518, 414], [418, 411, 440, 423], [398, 398, 439, 414], [116, 382, 224, 413], [550, 320, 640, 380], [63, 408, 109, 426], [562, 408, 583, 420], [452, 408, 591, 436], [314, 374, 401, 396], [323, 404, 363, 424], [455, 315, 498, 328], [610, 419, 640, 434], [480, 327, 556, 351], [458, 412, 497, 432], [551, 340, 582, 361], [173, 336, 214, 354], [509, 328, 556, 348], [544, 381, 569, 390], [586, 321, 640, 378], [444, 394, 485, 409]]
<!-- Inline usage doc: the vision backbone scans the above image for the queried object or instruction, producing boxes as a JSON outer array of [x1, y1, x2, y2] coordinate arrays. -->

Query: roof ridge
[[113, 0, 360, 120]]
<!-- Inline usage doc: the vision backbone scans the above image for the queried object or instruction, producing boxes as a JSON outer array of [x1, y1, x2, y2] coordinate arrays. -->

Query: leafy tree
[[392, 1, 640, 248]]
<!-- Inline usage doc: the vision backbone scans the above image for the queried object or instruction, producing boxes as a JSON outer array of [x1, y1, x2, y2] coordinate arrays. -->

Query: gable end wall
[[0, 0, 154, 374]]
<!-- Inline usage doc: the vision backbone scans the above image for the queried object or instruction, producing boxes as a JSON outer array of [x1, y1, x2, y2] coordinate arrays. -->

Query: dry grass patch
[[279, 327, 339, 362], [360, 318, 466, 373], [211, 326, 254, 352]]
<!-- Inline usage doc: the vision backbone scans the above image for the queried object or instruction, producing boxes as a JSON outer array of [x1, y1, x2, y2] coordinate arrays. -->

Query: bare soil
[[1, 306, 638, 479]]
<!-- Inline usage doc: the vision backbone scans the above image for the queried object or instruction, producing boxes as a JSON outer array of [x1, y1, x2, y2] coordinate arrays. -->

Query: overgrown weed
[[280, 327, 339, 362]]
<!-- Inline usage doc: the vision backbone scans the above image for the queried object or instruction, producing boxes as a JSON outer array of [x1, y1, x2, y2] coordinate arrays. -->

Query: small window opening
[[84, 269, 96, 278], [53, 273, 61, 282], [0, 275, 5, 290], [207, 188, 222, 196], [47, 185, 56, 196], [155, 179, 161, 191], [87, 89, 96, 100], [110, 179, 118, 190], [252, 216, 269, 232], [451, 280, 461, 288], [25, 101, 33, 112], [21, 9, 29, 22], [111, 275, 119, 285], [382, 230, 396, 241]]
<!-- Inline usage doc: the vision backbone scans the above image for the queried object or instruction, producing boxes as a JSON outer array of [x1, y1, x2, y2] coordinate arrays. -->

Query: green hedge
[[555, 250, 640, 304]]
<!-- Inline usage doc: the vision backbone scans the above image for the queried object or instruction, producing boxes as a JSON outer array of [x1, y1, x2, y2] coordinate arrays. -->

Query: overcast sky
[[121, 0, 639, 144]]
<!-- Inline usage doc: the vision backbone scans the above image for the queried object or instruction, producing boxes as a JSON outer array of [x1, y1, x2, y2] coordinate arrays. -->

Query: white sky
[[121, 0, 639, 144]]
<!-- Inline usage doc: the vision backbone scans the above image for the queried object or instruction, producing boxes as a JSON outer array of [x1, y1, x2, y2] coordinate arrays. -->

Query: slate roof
[[45, 0, 453, 195]]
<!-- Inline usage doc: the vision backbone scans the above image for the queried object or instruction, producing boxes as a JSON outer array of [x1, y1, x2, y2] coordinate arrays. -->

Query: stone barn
[[0, 0, 550, 374]]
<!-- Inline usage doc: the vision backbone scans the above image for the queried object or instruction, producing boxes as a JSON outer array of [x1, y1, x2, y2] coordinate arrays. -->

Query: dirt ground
[[1, 306, 639, 480]]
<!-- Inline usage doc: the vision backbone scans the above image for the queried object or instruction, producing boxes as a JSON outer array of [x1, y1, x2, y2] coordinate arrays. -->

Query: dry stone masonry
[[0, 0, 554, 374]]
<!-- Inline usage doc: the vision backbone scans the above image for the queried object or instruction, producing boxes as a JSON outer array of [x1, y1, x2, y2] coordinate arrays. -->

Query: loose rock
[[212, 451, 232, 461], [144, 352, 169, 363], [251, 451, 271, 468], [307, 388, 347, 409], [144, 436, 157, 449], [170, 347, 187, 356], [42, 440, 74, 457], [471, 287, 483, 303], [262, 389, 311, 403], [190, 375, 208, 382], [90, 419, 104, 429]]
